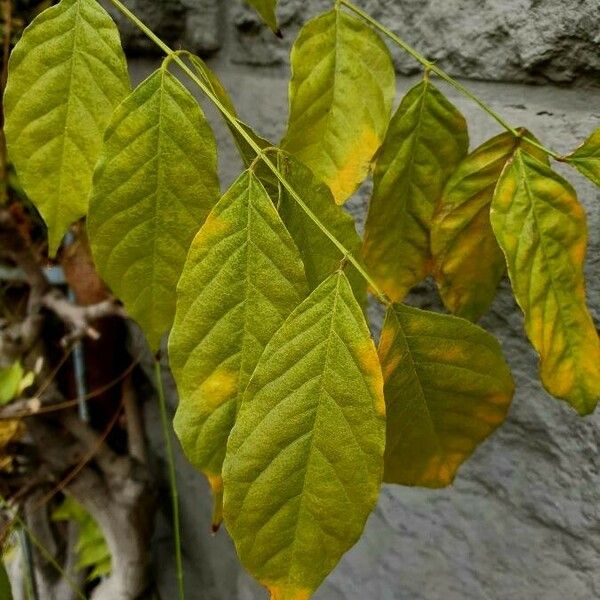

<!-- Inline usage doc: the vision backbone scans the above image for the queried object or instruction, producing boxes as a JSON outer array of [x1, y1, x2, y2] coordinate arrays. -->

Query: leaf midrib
[[55, 0, 82, 235], [145, 69, 169, 343], [373, 81, 430, 238], [515, 152, 586, 398], [386, 309, 448, 466], [284, 275, 343, 589]]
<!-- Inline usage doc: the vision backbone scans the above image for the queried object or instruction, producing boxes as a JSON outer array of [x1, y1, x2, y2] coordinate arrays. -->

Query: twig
[[0, 355, 140, 420], [123, 373, 147, 465], [42, 289, 125, 347]]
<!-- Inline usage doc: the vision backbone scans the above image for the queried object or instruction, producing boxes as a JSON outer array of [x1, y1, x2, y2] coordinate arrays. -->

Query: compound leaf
[[4, 0, 130, 255], [564, 127, 600, 187], [431, 130, 546, 321], [87, 68, 220, 351], [244, 0, 279, 34], [169, 171, 307, 523], [223, 271, 385, 600], [283, 9, 395, 204], [363, 78, 468, 302], [261, 151, 366, 304], [379, 304, 514, 487], [491, 150, 600, 414]]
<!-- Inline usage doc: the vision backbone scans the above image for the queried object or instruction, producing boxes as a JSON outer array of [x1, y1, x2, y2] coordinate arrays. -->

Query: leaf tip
[[207, 473, 224, 531]]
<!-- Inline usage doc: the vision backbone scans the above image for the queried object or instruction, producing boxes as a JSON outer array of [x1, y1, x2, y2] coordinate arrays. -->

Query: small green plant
[[3, 0, 599, 598], [52, 495, 111, 581]]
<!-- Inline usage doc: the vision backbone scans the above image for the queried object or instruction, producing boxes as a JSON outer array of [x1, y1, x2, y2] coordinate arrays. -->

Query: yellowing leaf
[[379, 304, 514, 487], [0, 420, 23, 472], [223, 271, 385, 600], [363, 78, 468, 302], [87, 68, 220, 351], [244, 0, 279, 34], [283, 9, 395, 204], [261, 151, 366, 304], [491, 150, 600, 414], [431, 130, 546, 321], [564, 127, 600, 187], [185, 53, 272, 167], [4, 0, 130, 255], [169, 171, 308, 523]]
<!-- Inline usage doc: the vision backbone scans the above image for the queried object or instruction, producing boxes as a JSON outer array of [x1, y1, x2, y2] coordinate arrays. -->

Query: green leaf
[[363, 78, 469, 302], [87, 67, 220, 352], [223, 271, 385, 600], [0, 560, 12, 600], [168, 171, 308, 523], [52, 495, 111, 580], [431, 130, 546, 321], [564, 127, 600, 187], [283, 9, 395, 204], [0, 362, 34, 405], [491, 150, 600, 414], [0, 363, 24, 406], [379, 304, 514, 487], [258, 151, 366, 304], [185, 53, 272, 167], [4, 0, 130, 255], [244, 0, 279, 34]]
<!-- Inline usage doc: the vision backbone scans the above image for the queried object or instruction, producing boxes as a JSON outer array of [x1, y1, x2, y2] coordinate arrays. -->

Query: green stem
[[154, 358, 185, 600], [18, 529, 39, 600], [105, 0, 390, 306], [339, 0, 563, 161]]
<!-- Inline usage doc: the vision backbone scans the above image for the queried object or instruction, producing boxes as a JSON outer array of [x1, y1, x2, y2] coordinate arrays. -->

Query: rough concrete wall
[[110, 0, 600, 84], [127, 2, 600, 599], [231, 0, 600, 84]]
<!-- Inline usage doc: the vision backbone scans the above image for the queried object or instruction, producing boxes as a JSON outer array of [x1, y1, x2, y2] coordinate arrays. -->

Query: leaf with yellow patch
[[363, 78, 469, 302], [564, 127, 600, 187], [379, 304, 514, 487], [491, 150, 600, 414], [223, 271, 385, 600], [282, 8, 395, 203], [431, 130, 547, 321], [169, 171, 308, 525]]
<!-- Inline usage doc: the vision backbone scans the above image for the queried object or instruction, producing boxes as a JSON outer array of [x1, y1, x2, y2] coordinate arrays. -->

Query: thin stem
[[340, 0, 563, 161], [154, 357, 185, 600], [0, 497, 86, 600], [106, 0, 390, 305]]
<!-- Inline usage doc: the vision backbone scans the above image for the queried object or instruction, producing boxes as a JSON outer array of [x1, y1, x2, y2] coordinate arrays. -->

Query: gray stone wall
[[125, 2, 600, 599]]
